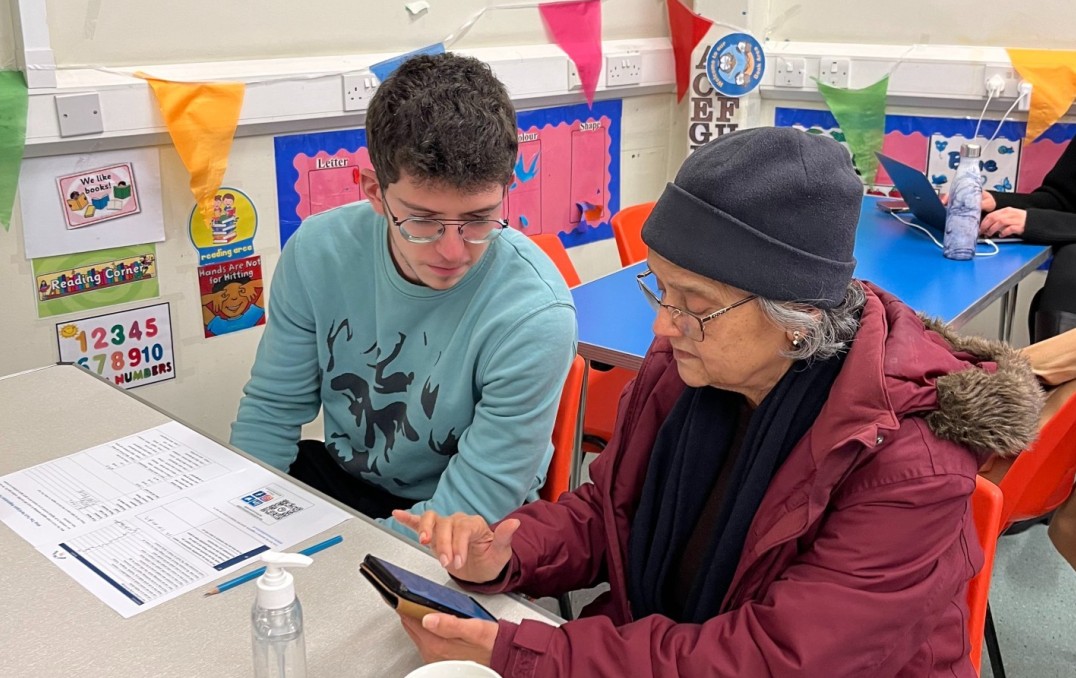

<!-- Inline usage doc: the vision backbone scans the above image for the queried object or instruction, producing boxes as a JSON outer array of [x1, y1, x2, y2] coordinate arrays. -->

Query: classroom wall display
[[56, 162, 140, 229], [274, 129, 372, 248], [18, 148, 165, 259], [187, 186, 258, 265], [273, 100, 622, 248], [775, 108, 1076, 195], [510, 99, 621, 247], [197, 255, 266, 338], [704, 33, 765, 97], [55, 302, 175, 389], [32, 244, 159, 319], [688, 40, 744, 153]]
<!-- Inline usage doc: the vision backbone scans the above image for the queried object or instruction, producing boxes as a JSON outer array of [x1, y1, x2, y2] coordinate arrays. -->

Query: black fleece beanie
[[641, 127, 863, 308]]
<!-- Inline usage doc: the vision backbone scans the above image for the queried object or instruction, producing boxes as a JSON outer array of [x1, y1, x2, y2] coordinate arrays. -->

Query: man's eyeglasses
[[382, 188, 508, 244], [636, 269, 756, 342]]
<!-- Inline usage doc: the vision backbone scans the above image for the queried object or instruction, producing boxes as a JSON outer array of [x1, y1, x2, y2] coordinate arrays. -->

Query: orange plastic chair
[[611, 202, 655, 267], [530, 234, 636, 457], [981, 391, 1076, 677], [530, 234, 581, 287], [996, 392, 1076, 528], [967, 475, 1004, 675], [540, 354, 585, 503]]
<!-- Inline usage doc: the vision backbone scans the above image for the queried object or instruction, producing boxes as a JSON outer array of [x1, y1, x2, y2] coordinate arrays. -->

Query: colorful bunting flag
[[539, 0, 603, 105], [816, 75, 890, 186], [138, 75, 245, 227], [0, 71, 29, 231], [1007, 48, 1076, 143], [667, 0, 714, 102], [370, 43, 447, 83]]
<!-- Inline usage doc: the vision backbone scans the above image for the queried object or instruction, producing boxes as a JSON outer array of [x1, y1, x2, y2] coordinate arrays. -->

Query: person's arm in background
[[990, 139, 1076, 213], [380, 304, 577, 536], [230, 229, 322, 471], [1022, 327, 1076, 387], [981, 141, 1076, 243]]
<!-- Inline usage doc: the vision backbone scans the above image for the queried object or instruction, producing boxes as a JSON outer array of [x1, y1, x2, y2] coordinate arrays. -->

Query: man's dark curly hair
[[366, 53, 518, 193]]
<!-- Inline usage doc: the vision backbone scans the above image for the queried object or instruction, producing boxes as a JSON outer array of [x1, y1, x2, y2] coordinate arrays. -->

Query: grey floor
[[981, 524, 1076, 677]]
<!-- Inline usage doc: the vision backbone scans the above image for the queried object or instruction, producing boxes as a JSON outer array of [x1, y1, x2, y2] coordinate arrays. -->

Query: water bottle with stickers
[[943, 143, 982, 260]]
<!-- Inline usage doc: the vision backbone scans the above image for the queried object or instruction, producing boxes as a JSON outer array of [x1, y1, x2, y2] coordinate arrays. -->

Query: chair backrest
[[541, 354, 586, 502], [967, 475, 1004, 674], [611, 202, 655, 267], [529, 233, 581, 287], [997, 390, 1076, 526]]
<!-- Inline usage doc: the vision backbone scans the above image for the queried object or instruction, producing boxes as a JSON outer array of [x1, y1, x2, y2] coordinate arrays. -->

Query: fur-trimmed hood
[[919, 315, 1044, 457], [854, 283, 1044, 460]]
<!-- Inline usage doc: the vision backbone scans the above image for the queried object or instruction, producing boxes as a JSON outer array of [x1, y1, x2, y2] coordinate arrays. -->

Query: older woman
[[392, 127, 1042, 676]]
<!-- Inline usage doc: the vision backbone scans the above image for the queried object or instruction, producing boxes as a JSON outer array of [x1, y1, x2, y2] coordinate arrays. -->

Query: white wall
[[763, 0, 1076, 49], [44, 0, 667, 66]]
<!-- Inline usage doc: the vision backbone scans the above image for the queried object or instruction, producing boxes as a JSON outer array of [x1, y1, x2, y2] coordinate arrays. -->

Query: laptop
[[875, 152, 1022, 244]]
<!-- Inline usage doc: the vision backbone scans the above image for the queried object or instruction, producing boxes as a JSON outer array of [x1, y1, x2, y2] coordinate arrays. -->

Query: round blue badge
[[705, 33, 765, 97]]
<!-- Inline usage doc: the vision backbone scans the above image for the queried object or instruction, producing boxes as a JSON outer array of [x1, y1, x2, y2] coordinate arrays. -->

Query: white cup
[[404, 660, 501, 678]]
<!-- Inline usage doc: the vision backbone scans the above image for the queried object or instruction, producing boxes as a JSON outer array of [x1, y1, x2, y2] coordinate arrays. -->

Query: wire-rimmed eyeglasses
[[382, 188, 508, 244], [636, 269, 757, 342]]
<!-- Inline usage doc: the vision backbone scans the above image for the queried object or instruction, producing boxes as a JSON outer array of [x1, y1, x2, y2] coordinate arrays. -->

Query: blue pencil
[[203, 535, 344, 596]]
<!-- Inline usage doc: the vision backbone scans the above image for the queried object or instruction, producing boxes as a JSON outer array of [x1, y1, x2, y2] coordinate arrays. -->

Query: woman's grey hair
[[757, 280, 866, 361]]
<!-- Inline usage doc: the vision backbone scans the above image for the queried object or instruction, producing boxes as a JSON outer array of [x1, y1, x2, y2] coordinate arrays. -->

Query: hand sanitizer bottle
[[943, 142, 983, 261], [252, 551, 312, 678]]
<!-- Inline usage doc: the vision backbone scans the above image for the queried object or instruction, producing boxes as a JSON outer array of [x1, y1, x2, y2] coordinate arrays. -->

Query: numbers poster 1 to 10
[[56, 303, 176, 389]]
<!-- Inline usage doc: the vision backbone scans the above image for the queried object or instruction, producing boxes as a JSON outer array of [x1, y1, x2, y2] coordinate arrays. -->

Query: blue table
[[573, 196, 1051, 372]]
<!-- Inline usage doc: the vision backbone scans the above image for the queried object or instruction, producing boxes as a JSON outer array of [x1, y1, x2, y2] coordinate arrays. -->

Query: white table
[[0, 364, 557, 678]]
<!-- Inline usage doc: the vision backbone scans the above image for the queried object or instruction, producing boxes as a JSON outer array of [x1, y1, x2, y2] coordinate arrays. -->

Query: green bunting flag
[[815, 75, 889, 186], [0, 71, 29, 231]]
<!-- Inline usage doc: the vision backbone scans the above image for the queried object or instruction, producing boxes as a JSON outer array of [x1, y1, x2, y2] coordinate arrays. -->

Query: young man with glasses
[[231, 53, 577, 535]]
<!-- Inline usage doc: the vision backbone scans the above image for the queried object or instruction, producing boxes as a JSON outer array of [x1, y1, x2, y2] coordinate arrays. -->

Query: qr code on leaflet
[[260, 499, 304, 521]]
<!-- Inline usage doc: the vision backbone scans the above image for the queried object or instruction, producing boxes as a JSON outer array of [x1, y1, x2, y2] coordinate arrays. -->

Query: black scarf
[[627, 351, 848, 623]]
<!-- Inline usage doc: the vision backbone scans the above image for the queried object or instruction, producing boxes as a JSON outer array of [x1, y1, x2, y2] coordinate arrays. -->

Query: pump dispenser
[[252, 551, 312, 678]]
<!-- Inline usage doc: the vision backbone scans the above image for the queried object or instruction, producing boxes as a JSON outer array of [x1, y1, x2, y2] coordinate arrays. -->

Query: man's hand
[[392, 509, 519, 584], [979, 207, 1027, 239], [399, 613, 498, 666]]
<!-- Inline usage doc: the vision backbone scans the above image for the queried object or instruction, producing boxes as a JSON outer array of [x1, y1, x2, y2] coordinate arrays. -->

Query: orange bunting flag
[[667, 0, 714, 102], [1007, 49, 1076, 143], [137, 74, 245, 225]]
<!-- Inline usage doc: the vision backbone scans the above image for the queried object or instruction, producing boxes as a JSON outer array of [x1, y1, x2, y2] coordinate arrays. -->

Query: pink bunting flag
[[539, 0, 603, 105]]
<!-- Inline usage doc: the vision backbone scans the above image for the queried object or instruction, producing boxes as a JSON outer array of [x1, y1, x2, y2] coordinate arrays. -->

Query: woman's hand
[[399, 613, 498, 666], [979, 207, 1027, 239], [392, 509, 519, 584]]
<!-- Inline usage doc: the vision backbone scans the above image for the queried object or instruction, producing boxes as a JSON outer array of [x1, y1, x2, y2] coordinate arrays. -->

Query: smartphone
[[877, 198, 910, 213], [359, 554, 496, 622]]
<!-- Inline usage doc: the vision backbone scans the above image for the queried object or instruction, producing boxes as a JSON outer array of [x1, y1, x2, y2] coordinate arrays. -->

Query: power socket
[[55, 92, 104, 137], [567, 61, 583, 90], [774, 57, 806, 88], [342, 74, 378, 112], [1018, 81, 1033, 111], [605, 52, 642, 88], [818, 58, 851, 88], [983, 66, 1017, 98]]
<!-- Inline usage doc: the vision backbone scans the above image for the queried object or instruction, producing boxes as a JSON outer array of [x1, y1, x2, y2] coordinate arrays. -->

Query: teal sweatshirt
[[231, 201, 577, 535]]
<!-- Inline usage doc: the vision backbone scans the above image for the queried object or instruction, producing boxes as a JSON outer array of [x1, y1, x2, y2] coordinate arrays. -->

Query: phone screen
[[375, 557, 496, 621]]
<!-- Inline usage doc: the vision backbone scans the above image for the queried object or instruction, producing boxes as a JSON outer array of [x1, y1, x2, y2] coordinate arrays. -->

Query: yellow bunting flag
[[1007, 49, 1076, 143], [137, 74, 245, 225]]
